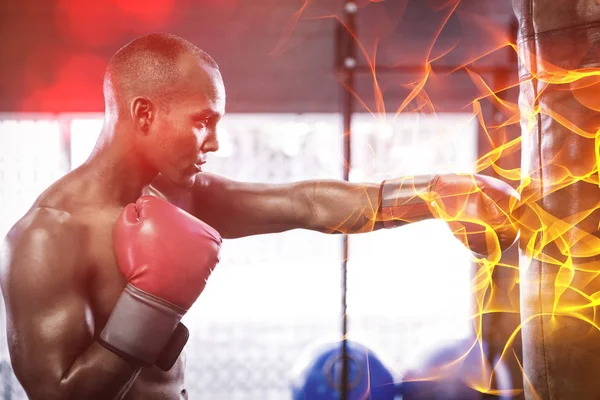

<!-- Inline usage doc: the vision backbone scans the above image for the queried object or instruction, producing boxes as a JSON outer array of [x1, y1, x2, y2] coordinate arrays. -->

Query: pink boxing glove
[[379, 174, 519, 257], [100, 196, 221, 368]]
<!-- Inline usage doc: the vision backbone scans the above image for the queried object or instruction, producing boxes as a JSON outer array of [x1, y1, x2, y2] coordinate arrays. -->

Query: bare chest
[[82, 209, 187, 399], [83, 209, 126, 327]]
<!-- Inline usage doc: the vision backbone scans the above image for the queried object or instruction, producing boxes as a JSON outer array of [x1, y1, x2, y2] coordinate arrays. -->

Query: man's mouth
[[192, 160, 206, 172]]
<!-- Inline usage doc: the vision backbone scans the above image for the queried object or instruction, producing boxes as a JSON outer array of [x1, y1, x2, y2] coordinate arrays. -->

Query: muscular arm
[[0, 209, 140, 400], [294, 179, 386, 234], [150, 173, 386, 238], [151, 172, 518, 255]]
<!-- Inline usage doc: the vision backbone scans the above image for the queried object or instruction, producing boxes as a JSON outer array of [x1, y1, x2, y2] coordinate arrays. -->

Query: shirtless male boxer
[[0, 33, 519, 399]]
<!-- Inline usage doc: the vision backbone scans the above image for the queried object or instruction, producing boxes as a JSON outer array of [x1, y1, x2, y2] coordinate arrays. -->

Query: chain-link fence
[[0, 112, 477, 398]]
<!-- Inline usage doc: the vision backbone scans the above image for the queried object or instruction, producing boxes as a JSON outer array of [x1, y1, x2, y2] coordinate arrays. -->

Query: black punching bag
[[514, 0, 600, 398]]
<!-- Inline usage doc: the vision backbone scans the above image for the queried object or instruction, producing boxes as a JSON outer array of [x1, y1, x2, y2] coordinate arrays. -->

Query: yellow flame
[[273, 1, 600, 396]]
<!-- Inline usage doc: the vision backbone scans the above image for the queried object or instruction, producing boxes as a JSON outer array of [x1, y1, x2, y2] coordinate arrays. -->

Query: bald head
[[104, 33, 220, 113], [99, 34, 225, 188]]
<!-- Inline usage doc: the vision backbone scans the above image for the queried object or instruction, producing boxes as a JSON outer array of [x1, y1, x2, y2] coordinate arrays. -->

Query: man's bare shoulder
[[4, 205, 83, 257], [33, 168, 96, 213], [7, 206, 78, 241], [9, 166, 105, 246], [1, 205, 88, 290]]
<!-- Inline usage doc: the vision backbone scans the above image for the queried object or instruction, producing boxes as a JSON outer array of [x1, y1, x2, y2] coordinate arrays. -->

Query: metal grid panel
[[0, 112, 477, 398]]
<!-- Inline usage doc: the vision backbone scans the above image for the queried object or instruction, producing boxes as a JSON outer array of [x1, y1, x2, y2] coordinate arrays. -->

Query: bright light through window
[[70, 117, 104, 169], [0, 117, 67, 240], [347, 113, 478, 369], [0, 112, 480, 398]]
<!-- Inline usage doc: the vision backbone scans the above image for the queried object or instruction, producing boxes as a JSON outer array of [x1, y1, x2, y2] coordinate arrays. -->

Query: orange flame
[[274, 1, 600, 398]]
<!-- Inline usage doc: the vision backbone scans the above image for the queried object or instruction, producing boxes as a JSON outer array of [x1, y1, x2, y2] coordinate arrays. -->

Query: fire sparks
[[275, 1, 600, 397]]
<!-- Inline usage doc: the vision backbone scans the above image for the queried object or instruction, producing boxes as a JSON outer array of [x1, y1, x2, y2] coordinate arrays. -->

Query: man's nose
[[201, 128, 219, 153]]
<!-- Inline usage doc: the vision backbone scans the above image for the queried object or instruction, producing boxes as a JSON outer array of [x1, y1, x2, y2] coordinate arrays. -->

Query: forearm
[[183, 173, 432, 237], [32, 342, 141, 400], [300, 176, 439, 234], [299, 180, 388, 234], [301, 173, 520, 256]]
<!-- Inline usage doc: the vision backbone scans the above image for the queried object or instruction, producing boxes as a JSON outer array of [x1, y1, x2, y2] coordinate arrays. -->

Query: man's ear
[[131, 97, 154, 133]]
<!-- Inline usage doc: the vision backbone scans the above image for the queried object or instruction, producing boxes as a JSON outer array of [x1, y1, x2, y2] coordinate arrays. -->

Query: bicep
[[1, 216, 92, 393], [190, 173, 306, 238]]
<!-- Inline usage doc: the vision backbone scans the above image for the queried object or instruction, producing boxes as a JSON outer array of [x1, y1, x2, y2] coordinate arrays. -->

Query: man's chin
[[163, 172, 197, 189]]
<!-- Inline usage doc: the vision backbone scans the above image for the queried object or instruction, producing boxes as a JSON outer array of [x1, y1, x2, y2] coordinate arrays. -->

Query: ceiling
[[0, 0, 518, 114]]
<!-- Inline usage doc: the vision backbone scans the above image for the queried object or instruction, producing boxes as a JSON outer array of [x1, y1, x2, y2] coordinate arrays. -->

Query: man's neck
[[83, 127, 157, 206]]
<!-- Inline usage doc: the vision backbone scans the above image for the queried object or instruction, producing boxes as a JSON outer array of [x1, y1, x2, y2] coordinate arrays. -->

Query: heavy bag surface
[[514, 0, 600, 399]]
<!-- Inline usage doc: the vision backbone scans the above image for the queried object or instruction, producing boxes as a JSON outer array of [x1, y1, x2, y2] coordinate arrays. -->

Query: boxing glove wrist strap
[[99, 283, 187, 367], [379, 175, 440, 228]]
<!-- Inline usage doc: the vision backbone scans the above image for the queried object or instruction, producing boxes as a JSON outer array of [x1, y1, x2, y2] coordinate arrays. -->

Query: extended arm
[[150, 172, 384, 238], [0, 209, 140, 400], [151, 172, 519, 255], [302, 173, 520, 256]]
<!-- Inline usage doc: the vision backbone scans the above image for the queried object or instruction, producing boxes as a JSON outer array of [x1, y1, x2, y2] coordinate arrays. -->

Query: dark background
[[0, 0, 517, 114]]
